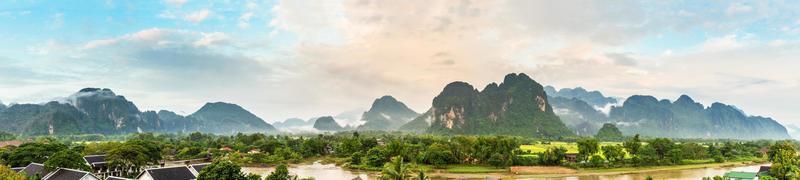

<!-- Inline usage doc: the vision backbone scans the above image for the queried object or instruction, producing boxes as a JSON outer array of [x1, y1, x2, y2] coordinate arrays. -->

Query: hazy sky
[[1, 0, 799, 127]]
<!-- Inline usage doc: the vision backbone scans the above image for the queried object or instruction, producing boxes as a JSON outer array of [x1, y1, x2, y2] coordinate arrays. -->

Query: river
[[242, 162, 769, 180]]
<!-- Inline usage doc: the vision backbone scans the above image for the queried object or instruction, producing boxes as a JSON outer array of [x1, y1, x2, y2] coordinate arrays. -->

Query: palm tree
[[415, 170, 429, 180], [382, 156, 412, 180]]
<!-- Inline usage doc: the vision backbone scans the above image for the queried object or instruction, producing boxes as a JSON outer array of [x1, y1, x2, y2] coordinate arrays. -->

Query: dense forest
[[0, 131, 787, 179]]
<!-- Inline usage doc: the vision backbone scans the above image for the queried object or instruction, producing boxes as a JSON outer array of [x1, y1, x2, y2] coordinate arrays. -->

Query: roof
[[11, 167, 24, 172], [0, 140, 23, 148], [105, 176, 132, 180], [84, 155, 106, 164], [189, 163, 209, 174], [21, 163, 48, 177], [137, 166, 197, 180], [724, 171, 757, 178], [42, 168, 96, 180], [758, 166, 771, 173]]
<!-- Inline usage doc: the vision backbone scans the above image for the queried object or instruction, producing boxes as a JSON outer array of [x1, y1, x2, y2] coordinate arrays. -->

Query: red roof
[[0, 140, 22, 148]]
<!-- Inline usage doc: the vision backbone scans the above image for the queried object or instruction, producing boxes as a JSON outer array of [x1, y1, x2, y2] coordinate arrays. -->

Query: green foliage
[[0, 131, 15, 141], [577, 138, 599, 161], [198, 160, 256, 180], [365, 147, 389, 167], [588, 154, 605, 167], [595, 123, 623, 141], [538, 147, 567, 165], [0, 165, 25, 180], [601, 145, 625, 164], [623, 134, 641, 156], [487, 153, 509, 168], [381, 156, 412, 180], [44, 149, 91, 171], [266, 164, 292, 180], [3, 142, 66, 167], [419, 143, 453, 168], [107, 139, 162, 177]]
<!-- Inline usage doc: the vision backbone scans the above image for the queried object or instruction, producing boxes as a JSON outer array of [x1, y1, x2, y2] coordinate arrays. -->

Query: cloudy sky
[[1, 0, 799, 128]]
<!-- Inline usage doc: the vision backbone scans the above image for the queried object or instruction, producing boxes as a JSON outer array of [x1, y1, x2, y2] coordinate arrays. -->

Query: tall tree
[[44, 149, 91, 171], [382, 156, 412, 180], [198, 160, 257, 180], [577, 138, 599, 161], [266, 164, 292, 180], [0, 165, 25, 180]]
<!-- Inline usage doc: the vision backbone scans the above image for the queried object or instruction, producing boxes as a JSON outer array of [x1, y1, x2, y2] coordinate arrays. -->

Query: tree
[[588, 155, 605, 167], [107, 142, 153, 177], [350, 151, 363, 165], [487, 153, 509, 168], [577, 138, 599, 162], [623, 134, 642, 156], [601, 145, 625, 164], [420, 143, 453, 168], [4, 142, 66, 167], [381, 156, 412, 180], [415, 171, 429, 180], [198, 160, 256, 180], [365, 147, 388, 167], [44, 149, 91, 172], [538, 147, 567, 165], [648, 138, 673, 160], [0, 165, 25, 180], [769, 141, 796, 162], [266, 164, 292, 180]]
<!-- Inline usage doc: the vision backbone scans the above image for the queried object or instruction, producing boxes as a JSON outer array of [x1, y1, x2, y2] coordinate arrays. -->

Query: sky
[[1, 0, 800, 129]]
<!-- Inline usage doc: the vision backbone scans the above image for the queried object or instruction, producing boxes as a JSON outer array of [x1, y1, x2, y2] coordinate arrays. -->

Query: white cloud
[[164, 0, 187, 7], [700, 34, 748, 52], [184, 9, 211, 23], [726, 3, 752, 16], [238, 12, 254, 28], [194, 32, 230, 47]]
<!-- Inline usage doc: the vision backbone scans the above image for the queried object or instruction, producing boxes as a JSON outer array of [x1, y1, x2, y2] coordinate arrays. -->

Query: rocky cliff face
[[188, 102, 277, 134], [418, 73, 573, 138]]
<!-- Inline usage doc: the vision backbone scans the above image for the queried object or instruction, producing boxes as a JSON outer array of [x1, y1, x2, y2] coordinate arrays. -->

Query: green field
[[520, 142, 624, 154]]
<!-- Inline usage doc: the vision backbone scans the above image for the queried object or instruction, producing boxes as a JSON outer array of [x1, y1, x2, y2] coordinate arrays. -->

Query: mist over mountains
[[0, 88, 276, 135], [0, 73, 791, 140]]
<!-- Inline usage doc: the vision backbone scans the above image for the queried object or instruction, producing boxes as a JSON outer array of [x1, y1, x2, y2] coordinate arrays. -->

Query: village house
[[42, 168, 99, 180]]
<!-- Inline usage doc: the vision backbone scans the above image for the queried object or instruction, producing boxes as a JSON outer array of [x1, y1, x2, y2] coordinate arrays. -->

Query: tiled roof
[[105, 176, 132, 180], [21, 163, 48, 177], [43, 168, 96, 180], [189, 163, 209, 174], [138, 166, 197, 180], [84, 155, 106, 164]]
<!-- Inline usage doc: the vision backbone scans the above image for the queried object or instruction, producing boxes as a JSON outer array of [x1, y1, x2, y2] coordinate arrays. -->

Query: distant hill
[[610, 95, 790, 139], [0, 88, 276, 135], [403, 73, 573, 138], [545, 86, 618, 107], [357, 96, 419, 131], [548, 96, 609, 136], [313, 116, 344, 131], [188, 102, 277, 134], [273, 118, 310, 128]]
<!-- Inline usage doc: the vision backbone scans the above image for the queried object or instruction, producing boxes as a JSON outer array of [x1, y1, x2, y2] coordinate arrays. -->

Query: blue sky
[[1, 0, 800, 132]]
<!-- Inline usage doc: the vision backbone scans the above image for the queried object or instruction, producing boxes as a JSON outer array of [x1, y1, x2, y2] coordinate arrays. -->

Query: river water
[[242, 162, 769, 180]]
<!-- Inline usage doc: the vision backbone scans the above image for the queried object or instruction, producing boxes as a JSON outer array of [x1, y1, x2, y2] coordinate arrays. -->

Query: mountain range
[[0, 88, 276, 135]]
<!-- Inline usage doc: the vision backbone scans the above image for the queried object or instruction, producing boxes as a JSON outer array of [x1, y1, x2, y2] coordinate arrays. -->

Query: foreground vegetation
[[0, 131, 789, 179]]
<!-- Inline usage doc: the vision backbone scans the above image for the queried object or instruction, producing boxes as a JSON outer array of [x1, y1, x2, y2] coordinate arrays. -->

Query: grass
[[414, 164, 507, 173], [519, 141, 624, 154]]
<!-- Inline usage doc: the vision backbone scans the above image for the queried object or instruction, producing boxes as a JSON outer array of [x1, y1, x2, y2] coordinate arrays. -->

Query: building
[[42, 168, 99, 180], [565, 153, 579, 163], [758, 166, 771, 177], [188, 163, 208, 175], [20, 163, 49, 178], [105, 176, 132, 180], [0, 140, 23, 148], [136, 166, 197, 180], [11, 167, 24, 172], [723, 171, 757, 180]]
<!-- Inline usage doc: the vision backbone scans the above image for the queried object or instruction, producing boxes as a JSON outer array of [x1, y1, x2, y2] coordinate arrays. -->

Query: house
[[723, 171, 757, 180], [20, 163, 49, 178], [84, 155, 108, 172], [188, 163, 209, 176], [757, 166, 771, 176], [42, 168, 99, 180], [11, 167, 24, 172], [136, 166, 197, 180], [0, 140, 23, 148], [565, 153, 579, 163], [105, 176, 132, 180]]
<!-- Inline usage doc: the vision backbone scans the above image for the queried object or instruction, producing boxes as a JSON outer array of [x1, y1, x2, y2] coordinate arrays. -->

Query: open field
[[519, 141, 624, 154]]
